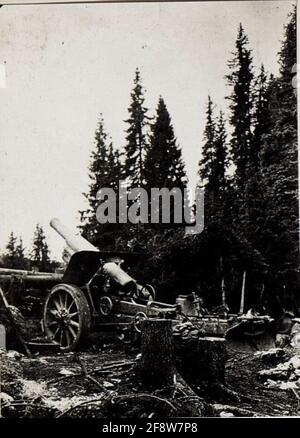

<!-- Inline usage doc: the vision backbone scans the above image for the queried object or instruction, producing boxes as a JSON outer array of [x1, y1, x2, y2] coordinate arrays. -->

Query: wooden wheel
[[43, 284, 91, 352]]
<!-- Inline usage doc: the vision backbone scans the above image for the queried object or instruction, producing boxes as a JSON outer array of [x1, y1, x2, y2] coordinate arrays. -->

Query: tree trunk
[[176, 335, 227, 386], [137, 319, 175, 387], [196, 337, 227, 384]]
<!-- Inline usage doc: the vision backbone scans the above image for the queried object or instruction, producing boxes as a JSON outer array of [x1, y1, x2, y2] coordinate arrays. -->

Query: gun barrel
[[0, 268, 55, 276], [50, 218, 99, 253], [102, 262, 136, 291], [0, 268, 63, 284]]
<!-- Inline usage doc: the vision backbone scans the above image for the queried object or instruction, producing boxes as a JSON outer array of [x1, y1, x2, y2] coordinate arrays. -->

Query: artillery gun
[[0, 219, 275, 352], [41, 219, 275, 352], [41, 219, 180, 351]]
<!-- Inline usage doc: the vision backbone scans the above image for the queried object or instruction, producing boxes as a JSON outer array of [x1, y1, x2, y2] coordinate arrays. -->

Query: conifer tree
[[212, 110, 228, 197], [15, 238, 29, 269], [199, 99, 228, 212], [4, 232, 18, 268], [251, 65, 270, 172], [241, 65, 270, 245], [124, 68, 150, 187], [145, 97, 186, 190], [198, 96, 216, 185], [226, 24, 254, 191], [31, 224, 51, 271], [259, 7, 298, 308], [143, 97, 186, 231], [2, 234, 29, 269], [80, 115, 123, 248]]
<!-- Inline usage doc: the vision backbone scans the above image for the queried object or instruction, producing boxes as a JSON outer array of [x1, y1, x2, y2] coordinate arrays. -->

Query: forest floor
[[1, 339, 300, 418]]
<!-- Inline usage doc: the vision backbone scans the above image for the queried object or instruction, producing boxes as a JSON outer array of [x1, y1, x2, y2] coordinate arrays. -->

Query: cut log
[[137, 319, 175, 387]]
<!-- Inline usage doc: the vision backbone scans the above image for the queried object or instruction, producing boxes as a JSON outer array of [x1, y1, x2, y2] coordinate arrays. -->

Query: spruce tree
[[124, 68, 150, 187], [212, 110, 228, 197], [226, 24, 254, 191], [199, 100, 228, 212], [198, 96, 216, 185], [241, 65, 270, 244], [145, 97, 186, 190], [15, 238, 29, 269], [4, 232, 18, 268], [2, 234, 29, 269], [198, 102, 232, 303], [143, 97, 186, 233], [80, 115, 123, 248], [251, 65, 270, 172], [259, 7, 298, 309], [279, 5, 296, 84], [31, 224, 51, 271]]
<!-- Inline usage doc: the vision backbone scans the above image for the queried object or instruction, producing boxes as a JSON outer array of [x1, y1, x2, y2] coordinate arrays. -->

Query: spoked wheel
[[43, 284, 91, 352]]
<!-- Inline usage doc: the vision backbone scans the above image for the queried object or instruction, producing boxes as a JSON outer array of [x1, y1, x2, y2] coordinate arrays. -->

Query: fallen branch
[[2, 401, 53, 411], [212, 382, 242, 403], [78, 356, 108, 393], [290, 388, 300, 412], [56, 397, 106, 418], [212, 403, 262, 417], [47, 360, 135, 385], [94, 360, 136, 373], [111, 393, 177, 414]]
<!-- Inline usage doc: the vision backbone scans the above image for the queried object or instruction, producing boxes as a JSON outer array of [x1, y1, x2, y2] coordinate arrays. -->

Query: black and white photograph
[[0, 0, 299, 422]]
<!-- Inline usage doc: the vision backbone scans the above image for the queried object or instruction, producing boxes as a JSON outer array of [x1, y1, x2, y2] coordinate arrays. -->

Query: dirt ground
[[222, 346, 300, 416], [1, 340, 300, 418]]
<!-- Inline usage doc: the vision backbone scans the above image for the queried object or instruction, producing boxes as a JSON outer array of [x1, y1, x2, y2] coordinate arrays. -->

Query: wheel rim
[[44, 286, 81, 350], [145, 284, 156, 301], [134, 284, 156, 302], [134, 312, 147, 333], [99, 296, 113, 316]]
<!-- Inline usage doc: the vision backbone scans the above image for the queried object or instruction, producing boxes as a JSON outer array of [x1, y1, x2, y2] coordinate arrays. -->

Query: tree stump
[[137, 319, 175, 388], [196, 337, 227, 384], [175, 335, 227, 387]]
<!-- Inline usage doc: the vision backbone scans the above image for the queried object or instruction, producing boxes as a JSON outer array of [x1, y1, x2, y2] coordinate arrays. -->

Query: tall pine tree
[[124, 68, 150, 188], [145, 97, 186, 190], [199, 99, 228, 214], [226, 24, 254, 191], [259, 7, 298, 310], [80, 115, 123, 248], [15, 238, 29, 269], [3, 232, 18, 268], [213, 111, 228, 198], [198, 96, 216, 186], [241, 65, 270, 246], [2, 233, 30, 269], [251, 65, 270, 172], [143, 97, 186, 233], [31, 224, 51, 271]]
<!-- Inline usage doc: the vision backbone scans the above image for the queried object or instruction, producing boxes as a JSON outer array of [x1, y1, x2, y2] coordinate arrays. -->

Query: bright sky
[[0, 0, 295, 260]]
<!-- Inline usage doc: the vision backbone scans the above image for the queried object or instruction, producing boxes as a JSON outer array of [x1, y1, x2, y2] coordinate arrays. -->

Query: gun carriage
[[0, 218, 275, 352]]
